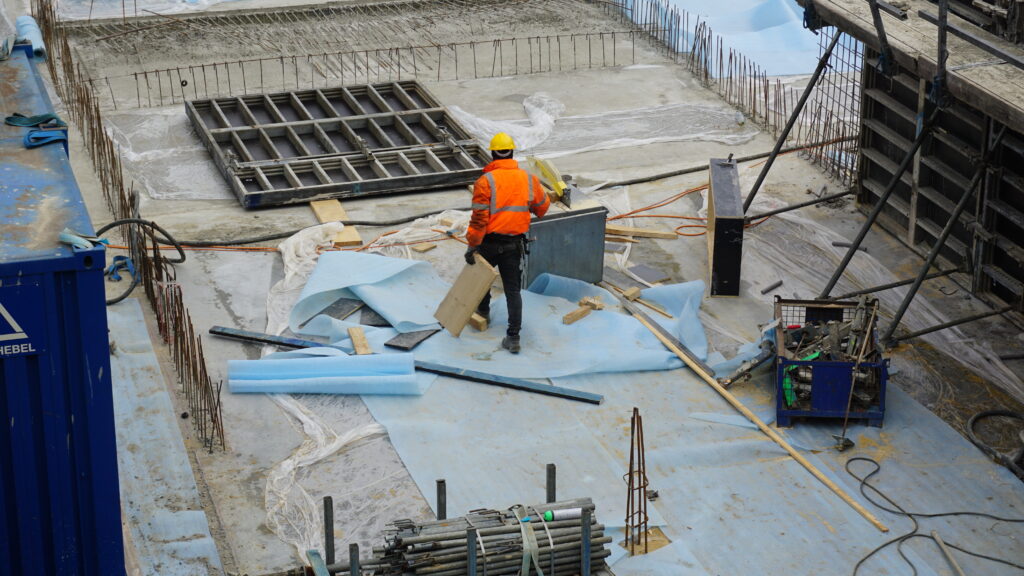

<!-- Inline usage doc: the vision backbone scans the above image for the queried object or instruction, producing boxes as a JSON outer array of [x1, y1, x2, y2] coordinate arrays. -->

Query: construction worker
[[464, 132, 550, 354]]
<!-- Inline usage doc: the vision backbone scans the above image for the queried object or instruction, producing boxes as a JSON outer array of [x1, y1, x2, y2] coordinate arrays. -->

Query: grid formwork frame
[[856, 48, 1024, 314]]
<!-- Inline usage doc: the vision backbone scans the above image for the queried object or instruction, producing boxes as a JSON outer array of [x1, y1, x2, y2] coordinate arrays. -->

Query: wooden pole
[[617, 297, 889, 533]]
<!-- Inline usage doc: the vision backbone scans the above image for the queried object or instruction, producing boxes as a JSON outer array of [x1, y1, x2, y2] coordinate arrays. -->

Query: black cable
[[967, 410, 1024, 480], [846, 457, 1024, 575], [95, 218, 186, 305], [95, 218, 186, 264], [175, 206, 469, 247]]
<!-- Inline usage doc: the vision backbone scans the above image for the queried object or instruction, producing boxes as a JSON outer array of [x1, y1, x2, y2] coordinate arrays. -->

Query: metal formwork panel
[[186, 81, 441, 131], [186, 80, 484, 208], [231, 145, 490, 207], [524, 206, 608, 287]]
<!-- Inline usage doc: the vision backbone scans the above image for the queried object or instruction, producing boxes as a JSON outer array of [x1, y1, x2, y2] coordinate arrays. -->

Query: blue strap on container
[[105, 256, 137, 282], [5, 112, 66, 127], [24, 128, 68, 155]]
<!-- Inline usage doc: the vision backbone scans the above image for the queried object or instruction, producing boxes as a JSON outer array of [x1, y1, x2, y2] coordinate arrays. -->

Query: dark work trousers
[[475, 234, 525, 338]]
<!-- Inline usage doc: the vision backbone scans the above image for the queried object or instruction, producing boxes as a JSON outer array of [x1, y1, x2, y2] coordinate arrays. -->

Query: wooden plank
[[310, 199, 363, 247], [579, 296, 606, 310], [562, 306, 593, 325], [604, 224, 677, 239], [434, 254, 498, 337], [468, 313, 488, 332], [604, 235, 640, 243], [613, 296, 890, 533], [411, 243, 437, 253], [348, 326, 371, 355]]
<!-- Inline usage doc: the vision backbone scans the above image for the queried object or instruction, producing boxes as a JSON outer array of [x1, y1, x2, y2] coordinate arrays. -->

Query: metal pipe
[[828, 268, 958, 301], [348, 543, 360, 576], [324, 496, 334, 565], [603, 136, 856, 188], [891, 306, 1012, 344], [436, 479, 446, 521], [818, 107, 940, 298], [466, 528, 477, 576], [546, 463, 556, 503], [931, 531, 967, 576], [881, 129, 1003, 343], [580, 508, 592, 574], [743, 32, 842, 213], [745, 189, 854, 221]]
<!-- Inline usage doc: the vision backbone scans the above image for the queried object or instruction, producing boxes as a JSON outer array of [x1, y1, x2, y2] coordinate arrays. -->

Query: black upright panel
[[707, 158, 744, 296]]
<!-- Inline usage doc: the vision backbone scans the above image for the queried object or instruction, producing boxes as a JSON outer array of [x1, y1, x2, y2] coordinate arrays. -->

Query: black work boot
[[501, 335, 521, 354]]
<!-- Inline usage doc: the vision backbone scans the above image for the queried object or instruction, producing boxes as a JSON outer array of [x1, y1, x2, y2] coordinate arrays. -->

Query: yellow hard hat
[[489, 132, 516, 151]]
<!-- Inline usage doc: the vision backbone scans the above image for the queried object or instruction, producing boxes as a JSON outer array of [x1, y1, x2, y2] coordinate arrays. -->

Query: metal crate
[[773, 297, 888, 427], [0, 44, 124, 575]]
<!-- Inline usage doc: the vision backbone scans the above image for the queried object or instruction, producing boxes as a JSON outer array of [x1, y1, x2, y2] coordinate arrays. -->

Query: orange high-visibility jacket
[[467, 159, 550, 247]]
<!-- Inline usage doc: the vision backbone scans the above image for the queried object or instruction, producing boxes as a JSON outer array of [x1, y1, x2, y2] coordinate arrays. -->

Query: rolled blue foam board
[[15, 15, 45, 58], [228, 353, 421, 395]]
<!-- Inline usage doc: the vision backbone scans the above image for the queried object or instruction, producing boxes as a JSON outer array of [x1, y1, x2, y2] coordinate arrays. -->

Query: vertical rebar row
[[624, 407, 649, 556], [32, 0, 226, 451]]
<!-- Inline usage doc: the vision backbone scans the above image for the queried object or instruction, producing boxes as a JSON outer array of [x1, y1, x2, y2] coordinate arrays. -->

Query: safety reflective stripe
[[486, 173, 498, 214], [484, 171, 532, 214], [528, 177, 545, 208], [471, 203, 489, 210]]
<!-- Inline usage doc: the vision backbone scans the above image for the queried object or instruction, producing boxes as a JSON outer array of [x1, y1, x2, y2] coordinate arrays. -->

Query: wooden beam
[[605, 224, 677, 239], [562, 306, 593, 325], [412, 243, 437, 253], [347, 327, 371, 355], [579, 296, 606, 310], [614, 296, 889, 533], [468, 312, 488, 332], [310, 199, 363, 247]]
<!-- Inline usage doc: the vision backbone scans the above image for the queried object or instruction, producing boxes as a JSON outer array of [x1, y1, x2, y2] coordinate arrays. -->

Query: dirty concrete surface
[[7, 0, 1023, 572]]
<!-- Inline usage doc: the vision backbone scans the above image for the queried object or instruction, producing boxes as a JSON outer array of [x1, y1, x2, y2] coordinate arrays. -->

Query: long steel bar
[[324, 496, 334, 565], [919, 11, 1024, 72], [743, 32, 842, 213], [818, 107, 940, 298], [208, 326, 602, 404], [614, 295, 889, 532], [881, 127, 1005, 343], [828, 268, 959, 301], [745, 189, 854, 221], [891, 306, 1012, 343]]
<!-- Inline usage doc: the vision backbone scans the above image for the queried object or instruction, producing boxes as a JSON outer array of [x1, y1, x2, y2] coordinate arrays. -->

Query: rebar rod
[[828, 268, 958, 301], [745, 190, 854, 221], [744, 31, 842, 213], [890, 306, 1013, 344]]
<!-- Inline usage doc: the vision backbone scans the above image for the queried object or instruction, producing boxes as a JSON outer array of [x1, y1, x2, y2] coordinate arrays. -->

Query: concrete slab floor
[[17, 4, 1024, 575]]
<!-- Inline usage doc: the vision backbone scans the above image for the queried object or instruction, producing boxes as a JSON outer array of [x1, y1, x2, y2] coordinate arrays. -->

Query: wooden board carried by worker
[[310, 199, 363, 247], [434, 254, 498, 337], [605, 224, 677, 239]]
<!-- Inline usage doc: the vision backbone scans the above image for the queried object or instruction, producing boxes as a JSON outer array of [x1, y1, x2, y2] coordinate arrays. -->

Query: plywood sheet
[[433, 254, 498, 337]]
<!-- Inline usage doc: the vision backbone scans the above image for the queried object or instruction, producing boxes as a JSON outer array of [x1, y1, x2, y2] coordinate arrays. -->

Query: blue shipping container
[[0, 44, 125, 575]]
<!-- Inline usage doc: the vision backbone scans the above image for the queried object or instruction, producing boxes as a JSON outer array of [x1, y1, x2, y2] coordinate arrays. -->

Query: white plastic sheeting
[[263, 394, 385, 562], [450, 92, 758, 157]]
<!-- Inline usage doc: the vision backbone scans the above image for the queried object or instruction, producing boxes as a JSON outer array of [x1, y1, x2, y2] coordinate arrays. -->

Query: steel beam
[[890, 305, 1012, 343], [881, 127, 1006, 343], [818, 108, 940, 298], [744, 31, 843, 213]]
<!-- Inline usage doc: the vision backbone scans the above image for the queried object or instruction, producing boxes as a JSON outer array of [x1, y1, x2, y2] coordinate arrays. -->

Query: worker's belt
[[481, 233, 526, 254]]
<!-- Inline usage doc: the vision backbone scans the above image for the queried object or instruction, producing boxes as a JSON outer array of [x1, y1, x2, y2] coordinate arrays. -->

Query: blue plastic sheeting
[[666, 0, 820, 76], [108, 300, 223, 575], [14, 15, 45, 58], [228, 350, 421, 394], [291, 252, 445, 333], [362, 351, 1024, 574], [289, 252, 709, 379]]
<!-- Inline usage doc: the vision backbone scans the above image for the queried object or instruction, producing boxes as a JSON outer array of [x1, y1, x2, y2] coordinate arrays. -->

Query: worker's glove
[[464, 247, 478, 265]]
